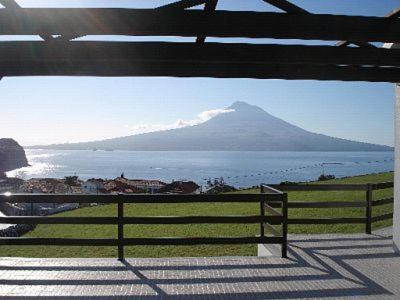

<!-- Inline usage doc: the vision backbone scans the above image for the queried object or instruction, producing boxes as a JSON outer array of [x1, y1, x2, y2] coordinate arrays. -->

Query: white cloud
[[125, 108, 235, 135], [198, 109, 235, 122]]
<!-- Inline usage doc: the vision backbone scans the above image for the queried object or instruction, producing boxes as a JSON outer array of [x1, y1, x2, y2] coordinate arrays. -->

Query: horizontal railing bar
[[122, 236, 284, 245], [123, 216, 283, 225], [0, 238, 118, 246], [0, 216, 118, 225], [372, 198, 394, 206], [0, 215, 283, 225], [267, 184, 369, 191], [288, 201, 366, 208], [371, 182, 394, 190], [371, 213, 393, 222], [288, 217, 366, 224], [0, 236, 283, 246], [0, 193, 282, 203]]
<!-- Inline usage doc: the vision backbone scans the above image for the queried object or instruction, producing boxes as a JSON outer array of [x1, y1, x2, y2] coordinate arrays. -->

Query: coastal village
[[0, 175, 201, 216]]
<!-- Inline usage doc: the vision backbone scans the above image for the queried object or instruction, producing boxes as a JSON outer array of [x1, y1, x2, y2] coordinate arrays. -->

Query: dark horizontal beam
[[288, 217, 366, 224], [0, 193, 274, 204], [0, 236, 283, 246], [0, 9, 399, 42], [0, 215, 283, 225], [3, 42, 400, 67], [1, 61, 398, 82], [0, 0, 53, 41], [57, 0, 208, 42]]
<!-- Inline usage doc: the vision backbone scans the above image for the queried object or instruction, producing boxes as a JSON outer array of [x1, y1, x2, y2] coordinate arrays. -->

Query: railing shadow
[[0, 234, 398, 299]]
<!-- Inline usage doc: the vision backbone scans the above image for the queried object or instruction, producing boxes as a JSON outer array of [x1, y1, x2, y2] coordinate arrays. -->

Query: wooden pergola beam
[[1, 60, 398, 82], [261, 0, 309, 14], [1, 42, 399, 82], [386, 7, 400, 18], [336, 7, 400, 47], [0, 9, 399, 43], [196, 0, 218, 44], [2, 42, 399, 67], [0, 0, 53, 41], [57, 0, 209, 42], [262, 0, 374, 48]]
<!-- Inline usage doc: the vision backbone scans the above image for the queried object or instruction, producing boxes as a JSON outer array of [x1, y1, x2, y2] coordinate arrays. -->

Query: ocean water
[[6, 150, 394, 188]]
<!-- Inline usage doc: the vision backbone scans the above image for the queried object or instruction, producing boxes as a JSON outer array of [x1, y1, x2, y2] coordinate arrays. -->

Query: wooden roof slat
[[2, 41, 399, 67], [0, 0, 19, 9], [386, 7, 400, 18], [196, 0, 218, 44], [1, 60, 398, 82], [262, 0, 373, 48], [1, 41, 399, 82], [336, 6, 400, 47], [262, 0, 309, 14], [1, 9, 399, 43], [57, 0, 209, 42], [0, 0, 54, 41]]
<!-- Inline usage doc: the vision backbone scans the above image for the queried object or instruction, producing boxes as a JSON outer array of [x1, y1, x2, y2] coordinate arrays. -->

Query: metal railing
[[0, 193, 288, 259]]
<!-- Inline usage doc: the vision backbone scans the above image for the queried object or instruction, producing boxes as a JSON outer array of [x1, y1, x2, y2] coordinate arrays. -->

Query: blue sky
[[0, 0, 398, 146]]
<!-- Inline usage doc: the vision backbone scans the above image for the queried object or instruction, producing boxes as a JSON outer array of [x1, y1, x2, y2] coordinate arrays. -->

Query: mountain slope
[[31, 102, 393, 151]]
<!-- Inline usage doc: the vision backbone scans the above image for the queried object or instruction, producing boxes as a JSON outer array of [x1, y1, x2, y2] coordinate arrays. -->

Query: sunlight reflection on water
[[6, 151, 62, 179], [5, 149, 394, 187]]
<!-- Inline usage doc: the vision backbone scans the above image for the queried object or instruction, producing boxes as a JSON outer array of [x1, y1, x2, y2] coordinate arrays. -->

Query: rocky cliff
[[0, 139, 29, 173]]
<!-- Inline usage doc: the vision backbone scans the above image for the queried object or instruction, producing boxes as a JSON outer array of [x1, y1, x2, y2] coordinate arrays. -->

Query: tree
[[64, 176, 79, 186]]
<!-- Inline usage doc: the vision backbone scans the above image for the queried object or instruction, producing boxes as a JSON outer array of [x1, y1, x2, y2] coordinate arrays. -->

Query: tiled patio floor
[[0, 228, 399, 299]]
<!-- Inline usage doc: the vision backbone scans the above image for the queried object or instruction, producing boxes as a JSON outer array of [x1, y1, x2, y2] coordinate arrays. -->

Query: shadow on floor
[[0, 234, 399, 299]]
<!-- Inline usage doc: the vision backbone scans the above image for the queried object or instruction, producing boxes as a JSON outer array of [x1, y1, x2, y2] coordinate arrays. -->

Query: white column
[[394, 82, 400, 253], [383, 43, 399, 253]]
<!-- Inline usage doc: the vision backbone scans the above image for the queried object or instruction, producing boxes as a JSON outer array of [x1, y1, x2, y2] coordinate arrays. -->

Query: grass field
[[0, 172, 393, 258]]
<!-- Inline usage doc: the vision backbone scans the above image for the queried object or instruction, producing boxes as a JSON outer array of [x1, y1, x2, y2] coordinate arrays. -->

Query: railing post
[[260, 196, 265, 238], [117, 194, 124, 261], [281, 193, 288, 258], [366, 184, 372, 234]]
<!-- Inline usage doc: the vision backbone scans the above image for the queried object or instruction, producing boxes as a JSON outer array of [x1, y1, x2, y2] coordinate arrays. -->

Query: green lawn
[[0, 172, 393, 258]]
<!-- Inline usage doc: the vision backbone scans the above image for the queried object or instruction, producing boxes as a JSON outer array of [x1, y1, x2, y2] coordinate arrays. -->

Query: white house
[[81, 179, 105, 194]]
